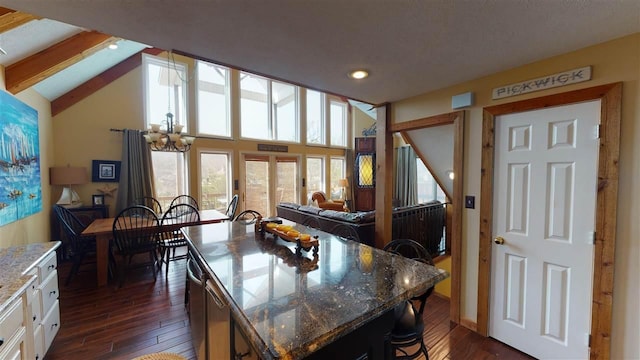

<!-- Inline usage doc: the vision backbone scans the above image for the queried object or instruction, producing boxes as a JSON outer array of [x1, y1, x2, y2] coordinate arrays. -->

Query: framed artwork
[[0, 91, 41, 226], [92, 194, 105, 206], [92, 160, 121, 182]]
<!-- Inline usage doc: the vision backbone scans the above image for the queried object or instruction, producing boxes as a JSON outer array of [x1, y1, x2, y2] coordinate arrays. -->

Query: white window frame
[[329, 156, 346, 200], [197, 148, 233, 211], [142, 53, 189, 132], [305, 89, 326, 146], [239, 72, 300, 143], [306, 155, 326, 201], [328, 97, 349, 148], [195, 60, 232, 139]]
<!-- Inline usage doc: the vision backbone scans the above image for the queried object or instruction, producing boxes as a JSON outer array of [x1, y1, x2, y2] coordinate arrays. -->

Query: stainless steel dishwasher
[[188, 251, 232, 359], [187, 254, 207, 359], [205, 279, 231, 359]]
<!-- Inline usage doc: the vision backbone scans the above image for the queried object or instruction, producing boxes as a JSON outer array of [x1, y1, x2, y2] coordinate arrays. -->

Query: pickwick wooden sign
[[492, 66, 592, 99]]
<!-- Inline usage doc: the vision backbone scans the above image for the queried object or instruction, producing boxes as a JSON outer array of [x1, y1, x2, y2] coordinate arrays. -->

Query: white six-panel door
[[489, 100, 600, 359]]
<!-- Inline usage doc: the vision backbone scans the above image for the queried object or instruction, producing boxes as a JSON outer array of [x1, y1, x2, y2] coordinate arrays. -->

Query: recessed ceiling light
[[349, 70, 369, 79], [108, 43, 118, 50]]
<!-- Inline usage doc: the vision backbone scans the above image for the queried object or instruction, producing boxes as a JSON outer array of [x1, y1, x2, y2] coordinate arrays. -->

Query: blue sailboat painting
[[0, 91, 41, 226]]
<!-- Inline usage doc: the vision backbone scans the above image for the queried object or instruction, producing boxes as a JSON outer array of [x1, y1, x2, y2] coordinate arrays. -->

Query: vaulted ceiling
[[0, 1, 638, 113]]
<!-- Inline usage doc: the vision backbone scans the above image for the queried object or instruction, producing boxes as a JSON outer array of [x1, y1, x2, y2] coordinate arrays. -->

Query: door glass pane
[[197, 61, 230, 137], [306, 157, 324, 202], [276, 158, 298, 205], [151, 152, 187, 210], [240, 73, 269, 140], [245, 158, 270, 216], [273, 81, 297, 142], [200, 152, 230, 211], [306, 90, 324, 144]]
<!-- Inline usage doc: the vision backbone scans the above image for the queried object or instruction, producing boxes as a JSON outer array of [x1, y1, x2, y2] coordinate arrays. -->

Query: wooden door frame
[[388, 110, 465, 324], [477, 83, 621, 360]]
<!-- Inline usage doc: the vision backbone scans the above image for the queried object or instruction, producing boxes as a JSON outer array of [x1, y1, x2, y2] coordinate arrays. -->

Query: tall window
[[416, 159, 446, 203], [329, 99, 347, 147], [143, 54, 188, 132], [306, 90, 325, 145], [306, 156, 325, 202], [200, 152, 231, 211], [151, 152, 188, 210], [329, 157, 345, 200], [240, 72, 299, 142], [197, 61, 230, 137]]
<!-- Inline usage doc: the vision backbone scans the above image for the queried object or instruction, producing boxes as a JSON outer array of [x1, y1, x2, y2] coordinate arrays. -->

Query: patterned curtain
[[394, 146, 418, 207], [115, 130, 156, 213]]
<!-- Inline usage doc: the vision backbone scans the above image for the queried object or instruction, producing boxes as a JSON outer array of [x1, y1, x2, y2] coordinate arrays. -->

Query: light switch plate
[[465, 196, 475, 209]]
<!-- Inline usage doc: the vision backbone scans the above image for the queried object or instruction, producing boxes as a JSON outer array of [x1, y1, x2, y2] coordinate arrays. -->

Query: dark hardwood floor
[[47, 255, 533, 360]]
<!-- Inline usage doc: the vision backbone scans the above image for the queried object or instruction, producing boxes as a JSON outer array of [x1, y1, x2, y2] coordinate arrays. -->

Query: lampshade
[[50, 166, 88, 207], [338, 178, 349, 188], [50, 166, 88, 185]]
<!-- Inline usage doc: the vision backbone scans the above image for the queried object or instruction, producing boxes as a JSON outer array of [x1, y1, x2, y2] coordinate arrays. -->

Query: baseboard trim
[[459, 317, 478, 332]]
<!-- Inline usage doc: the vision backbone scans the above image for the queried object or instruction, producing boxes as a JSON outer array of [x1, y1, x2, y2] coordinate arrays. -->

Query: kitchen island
[[184, 221, 448, 360]]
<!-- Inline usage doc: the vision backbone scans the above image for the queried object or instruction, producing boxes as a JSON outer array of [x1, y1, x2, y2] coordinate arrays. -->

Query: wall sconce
[[50, 165, 88, 208], [446, 170, 455, 180], [357, 154, 374, 187]]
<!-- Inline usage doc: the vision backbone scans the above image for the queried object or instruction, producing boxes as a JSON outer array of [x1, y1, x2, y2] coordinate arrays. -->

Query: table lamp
[[338, 178, 349, 200], [50, 166, 88, 207]]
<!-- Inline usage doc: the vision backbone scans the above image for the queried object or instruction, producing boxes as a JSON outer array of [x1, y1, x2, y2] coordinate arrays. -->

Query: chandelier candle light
[[143, 50, 195, 152]]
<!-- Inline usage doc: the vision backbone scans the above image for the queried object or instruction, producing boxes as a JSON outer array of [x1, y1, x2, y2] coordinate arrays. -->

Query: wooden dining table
[[81, 208, 229, 286]]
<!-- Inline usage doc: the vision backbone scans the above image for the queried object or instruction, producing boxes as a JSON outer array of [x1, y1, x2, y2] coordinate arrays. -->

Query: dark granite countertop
[[184, 222, 449, 360], [0, 242, 61, 314]]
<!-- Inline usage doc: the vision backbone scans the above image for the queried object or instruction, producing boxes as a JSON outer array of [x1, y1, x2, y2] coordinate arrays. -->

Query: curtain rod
[[110, 128, 125, 132]]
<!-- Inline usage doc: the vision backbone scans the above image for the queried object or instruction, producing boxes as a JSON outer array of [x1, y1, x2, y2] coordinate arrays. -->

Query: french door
[[241, 154, 300, 217]]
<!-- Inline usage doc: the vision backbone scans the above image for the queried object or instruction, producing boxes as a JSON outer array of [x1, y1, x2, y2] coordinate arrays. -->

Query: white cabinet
[[0, 293, 27, 360], [0, 243, 60, 360], [30, 251, 60, 360]]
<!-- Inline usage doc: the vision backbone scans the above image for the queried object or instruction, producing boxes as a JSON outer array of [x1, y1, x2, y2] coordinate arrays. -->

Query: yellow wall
[[434, 255, 451, 298], [0, 67, 55, 247], [392, 33, 639, 359]]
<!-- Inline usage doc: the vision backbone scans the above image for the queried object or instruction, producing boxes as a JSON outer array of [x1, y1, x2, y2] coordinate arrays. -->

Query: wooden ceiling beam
[[0, 7, 16, 17], [0, 8, 40, 33], [52, 47, 164, 116], [5, 31, 116, 94]]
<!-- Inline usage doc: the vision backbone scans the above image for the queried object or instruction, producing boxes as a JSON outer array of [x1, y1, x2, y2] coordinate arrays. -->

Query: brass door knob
[[494, 236, 505, 245]]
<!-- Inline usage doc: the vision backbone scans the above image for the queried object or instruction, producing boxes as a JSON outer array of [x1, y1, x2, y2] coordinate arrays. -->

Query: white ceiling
[[0, 0, 638, 105]]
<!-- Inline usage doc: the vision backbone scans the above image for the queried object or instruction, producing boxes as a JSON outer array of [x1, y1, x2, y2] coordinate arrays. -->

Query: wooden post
[[374, 104, 393, 249]]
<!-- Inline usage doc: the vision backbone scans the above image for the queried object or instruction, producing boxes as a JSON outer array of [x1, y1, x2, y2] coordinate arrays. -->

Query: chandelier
[[143, 51, 195, 152]]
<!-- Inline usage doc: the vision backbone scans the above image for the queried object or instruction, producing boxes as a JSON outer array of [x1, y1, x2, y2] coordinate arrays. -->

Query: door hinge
[[588, 333, 592, 347], [595, 124, 601, 139], [589, 232, 596, 245]]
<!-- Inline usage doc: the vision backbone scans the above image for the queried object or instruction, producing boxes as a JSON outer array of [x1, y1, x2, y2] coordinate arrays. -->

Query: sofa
[[276, 200, 446, 255]]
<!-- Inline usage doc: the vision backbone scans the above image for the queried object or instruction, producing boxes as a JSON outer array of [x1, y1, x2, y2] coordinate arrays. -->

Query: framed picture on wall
[[92, 194, 105, 206], [92, 160, 121, 182]]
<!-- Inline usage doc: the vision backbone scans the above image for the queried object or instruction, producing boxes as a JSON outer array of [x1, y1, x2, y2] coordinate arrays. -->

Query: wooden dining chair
[[169, 194, 199, 210], [225, 194, 239, 220], [234, 209, 262, 224], [112, 205, 161, 287], [133, 196, 163, 215], [383, 238, 435, 359], [53, 205, 99, 285], [159, 203, 200, 275]]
